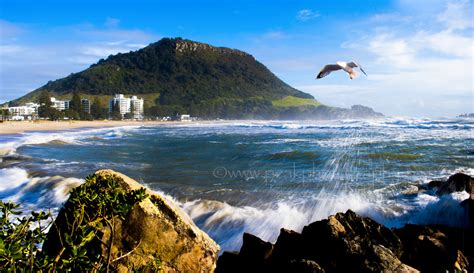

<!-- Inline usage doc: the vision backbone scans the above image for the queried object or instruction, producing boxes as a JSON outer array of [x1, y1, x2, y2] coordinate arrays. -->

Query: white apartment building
[[109, 94, 144, 119], [8, 103, 39, 119], [50, 97, 70, 111]]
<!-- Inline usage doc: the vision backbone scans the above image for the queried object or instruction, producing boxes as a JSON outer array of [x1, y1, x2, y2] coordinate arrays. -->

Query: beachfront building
[[81, 99, 91, 113], [50, 97, 70, 111], [8, 103, 39, 120], [178, 114, 191, 121], [109, 94, 144, 119]]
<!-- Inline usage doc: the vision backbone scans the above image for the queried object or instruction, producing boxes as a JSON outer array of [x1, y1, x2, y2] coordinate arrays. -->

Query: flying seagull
[[316, 61, 367, 80]]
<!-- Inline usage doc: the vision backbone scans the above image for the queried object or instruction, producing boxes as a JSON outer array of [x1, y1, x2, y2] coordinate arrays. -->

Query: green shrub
[[0, 201, 51, 271], [0, 173, 150, 272]]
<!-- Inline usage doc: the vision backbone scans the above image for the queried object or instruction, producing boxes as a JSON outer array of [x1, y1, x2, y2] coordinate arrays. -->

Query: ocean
[[0, 117, 473, 251]]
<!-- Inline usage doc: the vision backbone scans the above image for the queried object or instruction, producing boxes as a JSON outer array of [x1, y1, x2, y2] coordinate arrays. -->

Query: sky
[[0, 0, 473, 117]]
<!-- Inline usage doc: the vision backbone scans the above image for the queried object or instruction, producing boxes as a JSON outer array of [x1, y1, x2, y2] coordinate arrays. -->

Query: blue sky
[[1, 0, 472, 117]]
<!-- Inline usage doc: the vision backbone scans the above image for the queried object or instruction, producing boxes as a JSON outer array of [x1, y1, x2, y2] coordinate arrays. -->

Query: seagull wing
[[348, 61, 368, 76], [316, 64, 342, 79], [346, 62, 358, 68]]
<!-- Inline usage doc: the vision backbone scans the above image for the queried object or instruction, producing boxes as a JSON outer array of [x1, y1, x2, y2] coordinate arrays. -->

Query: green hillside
[[272, 96, 321, 108]]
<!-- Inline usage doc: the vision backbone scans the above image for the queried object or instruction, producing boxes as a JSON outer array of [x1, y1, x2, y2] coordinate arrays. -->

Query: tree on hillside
[[49, 109, 65, 121], [124, 102, 135, 119], [110, 101, 122, 120], [1, 109, 10, 121], [64, 108, 80, 120], [70, 92, 82, 113], [38, 90, 53, 118], [91, 98, 108, 120], [8, 101, 19, 107]]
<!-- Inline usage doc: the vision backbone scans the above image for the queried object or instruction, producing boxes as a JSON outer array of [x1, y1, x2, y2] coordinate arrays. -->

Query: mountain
[[13, 38, 382, 119]]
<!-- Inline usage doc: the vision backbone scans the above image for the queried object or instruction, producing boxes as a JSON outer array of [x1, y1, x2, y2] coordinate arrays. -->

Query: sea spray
[[0, 167, 83, 212]]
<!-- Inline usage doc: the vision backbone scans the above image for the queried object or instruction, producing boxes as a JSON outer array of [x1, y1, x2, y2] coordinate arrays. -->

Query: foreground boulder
[[395, 224, 473, 272], [43, 169, 219, 272], [216, 210, 418, 273]]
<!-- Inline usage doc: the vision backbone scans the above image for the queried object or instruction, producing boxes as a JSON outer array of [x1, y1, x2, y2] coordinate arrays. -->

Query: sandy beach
[[0, 120, 179, 135]]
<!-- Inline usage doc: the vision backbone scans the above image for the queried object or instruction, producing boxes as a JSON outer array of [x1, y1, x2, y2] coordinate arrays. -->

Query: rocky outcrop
[[426, 172, 474, 227], [216, 203, 473, 272], [175, 39, 250, 57], [435, 173, 474, 196], [395, 224, 473, 272], [43, 169, 219, 272], [216, 210, 419, 273]]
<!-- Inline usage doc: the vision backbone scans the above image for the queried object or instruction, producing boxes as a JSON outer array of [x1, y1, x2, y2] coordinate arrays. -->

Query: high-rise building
[[130, 96, 144, 119], [50, 97, 69, 111], [109, 94, 144, 119], [81, 99, 91, 113]]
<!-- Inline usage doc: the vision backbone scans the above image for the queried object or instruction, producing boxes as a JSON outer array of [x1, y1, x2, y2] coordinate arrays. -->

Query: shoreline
[[0, 120, 194, 135]]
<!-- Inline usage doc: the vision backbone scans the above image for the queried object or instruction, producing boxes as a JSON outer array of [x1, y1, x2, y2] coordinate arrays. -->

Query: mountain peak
[[174, 38, 251, 57], [16, 37, 312, 107]]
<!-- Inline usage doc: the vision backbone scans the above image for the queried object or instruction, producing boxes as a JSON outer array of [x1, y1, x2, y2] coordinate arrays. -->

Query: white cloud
[[81, 43, 144, 58], [419, 30, 474, 57], [437, 0, 473, 30], [296, 9, 320, 22], [368, 34, 416, 68]]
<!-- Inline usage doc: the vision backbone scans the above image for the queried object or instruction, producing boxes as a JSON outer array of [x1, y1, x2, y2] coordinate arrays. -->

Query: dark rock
[[240, 232, 273, 262], [369, 244, 418, 272], [306, 211, 411, 272], [271, 228, 305, 262], [455, 250, 469, 272], [221, 233, 274, 273], [334, 210, 402, 257], [216, 210, 411, 273], [437, 173, 473, 195], [427, 180, 445, 189], [287, 259, 325, 273], [300, 210, 404, 272], [215, 206, 474, 273], [460, 196, 474, 227], [215, 252, 242, 273], [395, 224, 471, 272], [301, 214, 350, 270]]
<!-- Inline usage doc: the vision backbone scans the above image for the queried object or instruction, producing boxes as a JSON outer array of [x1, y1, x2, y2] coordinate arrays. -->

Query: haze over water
[[1, 117, 473, 250]]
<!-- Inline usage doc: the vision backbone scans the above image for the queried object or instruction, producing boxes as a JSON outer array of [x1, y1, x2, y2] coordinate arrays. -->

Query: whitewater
[[0, 117, 473, 251]]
